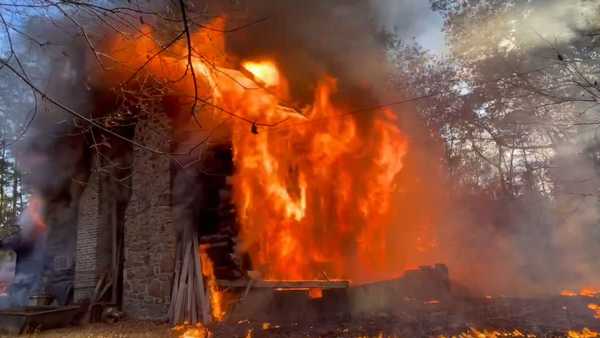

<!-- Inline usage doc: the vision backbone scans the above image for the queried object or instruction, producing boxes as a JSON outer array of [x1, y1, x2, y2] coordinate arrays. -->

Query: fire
[[18, 193, 47, 239], [173, 323, 212, 338], [439, 329, 535, 338], [582, 288, 600, 297], [199, 252, 225, 321], [561, 288, 600, 297], [172, 326, 600, 338], [308, 288, 323, 299], [28, 195, 46, 233], [242, 60, 280, 87], [228, 69, 424, 282], [438, 329, 600, 338], [568, 329, 600, 338], [588, 303, 600, 319], [562, 290, 578, 297], [98, 16, 437, 285], [185, 50, 437, 281]]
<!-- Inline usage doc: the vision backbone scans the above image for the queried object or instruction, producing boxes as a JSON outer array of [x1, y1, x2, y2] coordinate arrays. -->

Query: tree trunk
[[18, 174, 23, 214], [0, 140, 6, 224], [11, 160, 18, 220]]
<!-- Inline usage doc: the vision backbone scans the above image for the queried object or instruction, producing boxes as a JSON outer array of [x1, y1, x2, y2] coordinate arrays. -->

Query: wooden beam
[[217, 279, 350, 289], [167, 242, 182, 322], [111, 199, 118, 304], [192, 235, 210, 323], [174, 241, 192, 324]]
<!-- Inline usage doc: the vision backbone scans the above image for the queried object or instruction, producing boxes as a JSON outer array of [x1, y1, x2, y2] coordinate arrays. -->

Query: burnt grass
[[2, 296, 600, 337]]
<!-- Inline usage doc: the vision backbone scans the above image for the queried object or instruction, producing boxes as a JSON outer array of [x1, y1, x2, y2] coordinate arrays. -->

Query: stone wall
[[73, 110, 175, 319], [73, 170, 100, 302], [122, 111, 175, 320]]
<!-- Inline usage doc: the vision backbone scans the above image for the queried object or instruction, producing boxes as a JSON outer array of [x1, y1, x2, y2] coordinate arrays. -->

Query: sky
[[370, 0, 446, 53]]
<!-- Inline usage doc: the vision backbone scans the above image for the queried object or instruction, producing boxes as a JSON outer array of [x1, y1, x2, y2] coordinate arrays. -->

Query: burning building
[[70, 52, 447, 321], [1, 15, 448, 324], [2, 1, 600, 336]]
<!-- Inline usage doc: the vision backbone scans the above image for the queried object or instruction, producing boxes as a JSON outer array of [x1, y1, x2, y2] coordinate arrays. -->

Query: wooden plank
[[92, 273, 107, 303], [187, 260, 194, 323], [97, 278, 113, 302], [167, 242, 182, 322], [190, 275, 197, 324], [199, 241, 229, 251], [111, 199, 118, 305], [198, 234, 229, 244], [174, 241, 192, 324], [217, 279, 350, 289]]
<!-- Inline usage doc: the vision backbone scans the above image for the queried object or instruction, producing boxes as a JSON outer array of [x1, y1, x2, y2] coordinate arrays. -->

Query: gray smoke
[[424, 0, 600, 296], [0, 10, 98, 308]]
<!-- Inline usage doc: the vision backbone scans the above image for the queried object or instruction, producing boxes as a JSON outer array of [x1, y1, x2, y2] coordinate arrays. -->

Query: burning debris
[[200, 251, 225, 322], [173, 322, 212, 338], [563, 289, 600, 298]]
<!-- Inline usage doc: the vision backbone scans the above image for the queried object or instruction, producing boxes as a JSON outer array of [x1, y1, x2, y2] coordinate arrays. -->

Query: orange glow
[[226, 69, 432, 282], [173, 327, 599, 338], [183, 54, 437, 282], [242, 60, 280, 87], [439, 329, 536, 338], [199, 252, 225, 321], [438, 329, 600, 338], [97, 15, 439, 286], [581, 288, 600, 297], [174, 323, 212, 338], [20, 193, 47, 239], [568, 329, 600, 338], [589, 304, 600, 319], [562, 290, 578, 297], [28, 194, 46, 234], [308, 288, 323, 299], [561, 287, 600, 297]]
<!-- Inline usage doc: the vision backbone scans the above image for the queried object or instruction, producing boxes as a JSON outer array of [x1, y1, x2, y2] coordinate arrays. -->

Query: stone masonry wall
[[73, 170, 100, 302], [122, 111, 175, 320]]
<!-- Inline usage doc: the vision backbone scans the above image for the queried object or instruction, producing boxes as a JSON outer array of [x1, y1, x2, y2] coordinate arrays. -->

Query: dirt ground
[[1, 295, 600, 338], [0, 320, 172, 338], [0, 318, 594, 338]]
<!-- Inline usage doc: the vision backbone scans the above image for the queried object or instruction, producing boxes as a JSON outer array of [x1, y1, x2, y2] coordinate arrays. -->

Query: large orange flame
[[242, 60, 281, 87], [199, 251, 225, 321], [181, 56, 437, 282], [228, 72, 412, 281], [97, 19, 437, 284]]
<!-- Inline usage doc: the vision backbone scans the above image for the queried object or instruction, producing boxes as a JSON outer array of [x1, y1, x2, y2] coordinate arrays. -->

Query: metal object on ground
[[0, 305, 80, 334], [28, 294, 54, 306], [101, 305, 124, 323]]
